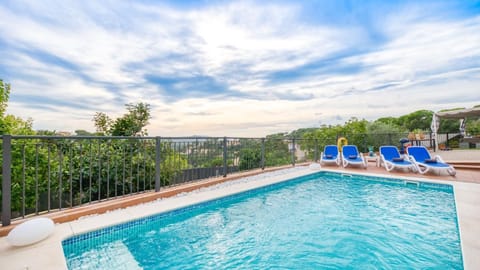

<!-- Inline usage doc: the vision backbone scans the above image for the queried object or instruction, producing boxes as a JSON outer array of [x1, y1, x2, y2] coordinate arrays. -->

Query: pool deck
[[1, 158, 479, 269]]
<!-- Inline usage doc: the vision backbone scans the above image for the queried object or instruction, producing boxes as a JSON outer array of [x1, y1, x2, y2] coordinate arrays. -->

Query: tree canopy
[[93, 102, 151, 136], [0, 79, 35, 135], [397, 110, 433, 131], [0, 79, 10, 117]]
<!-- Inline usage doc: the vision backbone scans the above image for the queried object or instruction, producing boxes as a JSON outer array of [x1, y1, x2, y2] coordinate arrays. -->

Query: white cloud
[[1, 1, 479, 136]]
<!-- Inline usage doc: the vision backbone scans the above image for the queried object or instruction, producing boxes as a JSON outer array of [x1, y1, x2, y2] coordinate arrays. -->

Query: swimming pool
[[62, 172, 463, 269]]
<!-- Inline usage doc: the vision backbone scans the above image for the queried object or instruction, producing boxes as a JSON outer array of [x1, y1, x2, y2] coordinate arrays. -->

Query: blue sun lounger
[[379, 146, 416, 172], [341, 145, 367, 168], [320, 145, 340, 166], [407, 146, 456, 176]]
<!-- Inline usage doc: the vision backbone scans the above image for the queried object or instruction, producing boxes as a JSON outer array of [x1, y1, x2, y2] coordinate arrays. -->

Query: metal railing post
[[291, 138, 296, 166], [261, 138, 265, 170], [314, 139, 318, 162], [155, 137, 161, 192], [223, 137, 227, 177], [2, 135, 12, 226], [431, 132, 436, 152], [363, 134, 367, 153]]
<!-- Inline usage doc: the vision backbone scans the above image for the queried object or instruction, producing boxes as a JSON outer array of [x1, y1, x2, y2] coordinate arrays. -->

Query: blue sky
[[1, 0, 479, 136]]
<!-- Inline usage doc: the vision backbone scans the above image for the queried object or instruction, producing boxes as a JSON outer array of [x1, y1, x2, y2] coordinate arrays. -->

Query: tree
[[339, 117, 369, 151], [74, 129, 94, 136], [2, 115, 35, 135], [36, 130, 57, 135], [93, 112, 112, 135], [110, 117, 136, 136], [339, 117, 368, 135], [367, 120, 407, 134], [365, 121, 408, 150], [0, 79, 35, 135], [1, 79, 11, 134], [467, 119, 480, 135], [0, 79, 46, 215], [264, 134, 290, 166], [239, 147, 262, 170], [289, 128, 316, 138], [375, 117, 400, 127], [93, 102, 151, 136], [438, 119, 461, 133], [0, 79, 10, 117], [397, 110, 433, 131], [125, 102, 151, 134]]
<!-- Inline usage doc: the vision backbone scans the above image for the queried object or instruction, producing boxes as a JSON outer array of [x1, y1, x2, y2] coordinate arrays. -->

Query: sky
[[0, 0, 479, 137]]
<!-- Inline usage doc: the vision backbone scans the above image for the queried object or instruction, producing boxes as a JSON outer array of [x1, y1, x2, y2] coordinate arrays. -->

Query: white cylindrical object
[[7, 217, 55, 247]]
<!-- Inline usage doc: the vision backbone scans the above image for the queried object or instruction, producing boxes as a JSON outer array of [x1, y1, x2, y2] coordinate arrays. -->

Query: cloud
[[0, 1, 479, 137]]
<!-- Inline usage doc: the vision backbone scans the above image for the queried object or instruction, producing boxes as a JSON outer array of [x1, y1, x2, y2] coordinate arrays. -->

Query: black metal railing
[[1, 135, 318, 226], [0, 133, 442, 226]]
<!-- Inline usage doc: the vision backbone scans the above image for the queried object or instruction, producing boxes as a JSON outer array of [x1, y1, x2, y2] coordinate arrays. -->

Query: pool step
[[404, 180, 420, 187], [448, 161, 480, 171]]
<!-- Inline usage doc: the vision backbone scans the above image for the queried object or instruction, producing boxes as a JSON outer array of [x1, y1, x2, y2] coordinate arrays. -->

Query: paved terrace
[[343, 149, 480, 184], [436, 149, 480, 162], [0, 149, 479, 269]]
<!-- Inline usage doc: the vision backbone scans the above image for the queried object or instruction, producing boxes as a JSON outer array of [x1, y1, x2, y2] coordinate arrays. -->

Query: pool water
[[63, 172, 463, 269]]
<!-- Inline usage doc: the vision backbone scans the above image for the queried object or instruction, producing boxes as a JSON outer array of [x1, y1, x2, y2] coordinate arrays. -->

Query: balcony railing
[[0, 133, 442, 226]]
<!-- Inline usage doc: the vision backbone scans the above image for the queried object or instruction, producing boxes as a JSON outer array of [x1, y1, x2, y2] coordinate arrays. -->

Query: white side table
[[365, 155, 379, 167]]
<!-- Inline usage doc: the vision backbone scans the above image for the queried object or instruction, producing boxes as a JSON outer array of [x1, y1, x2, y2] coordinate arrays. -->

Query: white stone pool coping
[[1, 166, 479, 269]]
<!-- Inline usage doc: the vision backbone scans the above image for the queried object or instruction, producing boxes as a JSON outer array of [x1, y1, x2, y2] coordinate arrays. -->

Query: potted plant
[[413, 129, 425, 140], [368, 146, 375, 157]]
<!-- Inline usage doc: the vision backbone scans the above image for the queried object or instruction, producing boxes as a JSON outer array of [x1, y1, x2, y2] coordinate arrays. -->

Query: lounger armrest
[[407, 155, 417, 163], [434, 155, 446, 163], [379, 154, 385, 165], [360, 154, 367, 167]]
